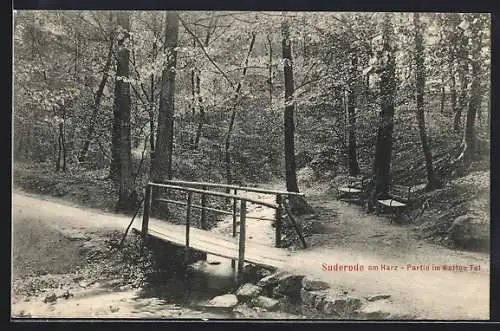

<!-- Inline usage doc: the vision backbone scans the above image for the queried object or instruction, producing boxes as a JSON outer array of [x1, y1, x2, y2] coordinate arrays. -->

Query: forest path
[[287, 193, 489, 320], [212, 184, 490, 319], [12, 190, 489, 319]]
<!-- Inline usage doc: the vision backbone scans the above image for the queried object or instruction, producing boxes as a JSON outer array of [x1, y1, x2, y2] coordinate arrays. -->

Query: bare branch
[[298, 60, 320, 89], [296, 76, 325, 92], [207, 20, 235, 44], [179, 14, 235, 88]]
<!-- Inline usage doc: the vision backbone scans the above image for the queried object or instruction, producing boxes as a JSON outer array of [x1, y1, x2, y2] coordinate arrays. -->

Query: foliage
[[13, 11, 490, 187]]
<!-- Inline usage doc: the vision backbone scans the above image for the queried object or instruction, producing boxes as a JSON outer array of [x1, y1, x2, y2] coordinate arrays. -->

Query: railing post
[[237, 199, 246, 276], [201, 185, 207, 230], [141, 184, 152, 249], [275, 194, 282, 248], [231, 188, 238, 269], [232, 189, 238, 237], [185, 191, 193, 265]]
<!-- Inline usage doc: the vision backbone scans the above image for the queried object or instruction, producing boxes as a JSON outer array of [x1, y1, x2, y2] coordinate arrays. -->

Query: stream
[[12, 191, 308, 319]]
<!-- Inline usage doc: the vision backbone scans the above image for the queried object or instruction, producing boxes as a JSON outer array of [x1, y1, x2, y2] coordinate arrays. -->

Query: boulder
[[43, 293, 58, 303], [232, 304, 260, 319], [355, 299, 396, 320], [302, 276, 330, 291], [58, 289, 73, 300], [366, 294, 391, 302], [272, 274, 305, 299], [236, 283, 262, 302], [257, 271, 287, 288], [252, 296, 280, 311], [321, 296, 362, 317], [206, 294, 238, 309], [300, 288, 329, 309], [241, 264, 273, 283], [300, 288, 315, 305], [314, 292, 328, 309], [109, 305, 120, 313], [447, 215, 489, 250]]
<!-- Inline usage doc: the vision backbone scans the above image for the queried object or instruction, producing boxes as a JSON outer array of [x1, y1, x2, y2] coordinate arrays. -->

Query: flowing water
[[12, 191, 307, 319]]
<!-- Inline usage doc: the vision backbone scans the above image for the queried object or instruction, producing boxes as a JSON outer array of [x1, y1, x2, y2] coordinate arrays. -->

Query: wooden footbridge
[[134, 180, 307, 274]]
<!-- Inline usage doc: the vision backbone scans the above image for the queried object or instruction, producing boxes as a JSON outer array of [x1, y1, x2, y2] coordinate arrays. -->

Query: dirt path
[[12, 190, 489, 319], [211, 191, 277, 246], [210, 187, 489, 320]]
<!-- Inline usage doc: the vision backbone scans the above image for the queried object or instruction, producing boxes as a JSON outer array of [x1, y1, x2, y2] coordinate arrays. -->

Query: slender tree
[[439, 13, 461, 129], [281, 16, 299, 193], [456, 14, 483, 165], [224, 31, 257, 193], [78, 24, 114, 163], [455, 15, 470, 132], [280, 15, 314, 215], [346, 52, 360, 177], [193, 15, 218, 149], [371, 13, 396, 203], [413, 13, 442, 190], [113, 11, 137, 211], [148, 15, 159, 153], [449, 54, 458, 120], [151, 11, 179, 213], [267, 33, 273, 109], [109, 13, 121, 181]]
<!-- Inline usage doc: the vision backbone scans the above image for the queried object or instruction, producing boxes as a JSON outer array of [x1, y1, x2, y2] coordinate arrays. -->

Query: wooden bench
[[375, 184, 413, 223], [336, 176, 368, 204]]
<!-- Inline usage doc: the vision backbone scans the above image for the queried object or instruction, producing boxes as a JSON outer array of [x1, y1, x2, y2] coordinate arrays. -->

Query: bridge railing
[[141, 180, 307, 273]]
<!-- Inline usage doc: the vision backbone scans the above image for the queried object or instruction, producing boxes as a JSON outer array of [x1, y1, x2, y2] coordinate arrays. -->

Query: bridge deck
[[133, 219, 291, 269]]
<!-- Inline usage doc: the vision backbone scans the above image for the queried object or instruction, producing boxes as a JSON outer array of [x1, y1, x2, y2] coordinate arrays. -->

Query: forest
[[11, 10, 492, 320], [13, 11, 490, 244]]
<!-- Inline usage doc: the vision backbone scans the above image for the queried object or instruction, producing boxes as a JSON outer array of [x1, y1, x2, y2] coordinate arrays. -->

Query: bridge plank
[[134, 218, 290, 269]]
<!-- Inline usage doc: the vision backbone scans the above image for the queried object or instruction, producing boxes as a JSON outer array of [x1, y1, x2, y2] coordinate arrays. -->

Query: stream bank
[[11, 192, 310, 319], [12, 190, 489, 320]]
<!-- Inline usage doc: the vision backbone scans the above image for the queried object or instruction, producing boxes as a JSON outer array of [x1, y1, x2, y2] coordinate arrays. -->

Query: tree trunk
[[151, 11, 179, 213], [280, 17, 314, 215], [148, 14, 159, 154], [440, 74, 446, 114], [56, 122, 62, 172], [347, 53, 360, 177], [266, 33, 278, 171], [414, 13, 442, 190], [61, 107, 67, 172], [487, 74, 491, 134], [447, 13, 459, 122], [110, 73, 121, 181], [74, 33, 79, 77], [476, 88, 483, 124], [458, 15, 482, 165], [224, 32, 257, 195], [450, 66, 457, 120], [149, 39, 157, 152], [372, 13, 396, 202], [190, 68, 196, 116], [192, 20, 216, 150], [52, 105, 61, 172], [193, 72, 205, 148], [267, 33, 273, 109], [189, 37, 196, 147], [455, 44, 469, 132], [78, 35, 114, 163], [281, 18, 299, 193], [114, 12, 137, 212]]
